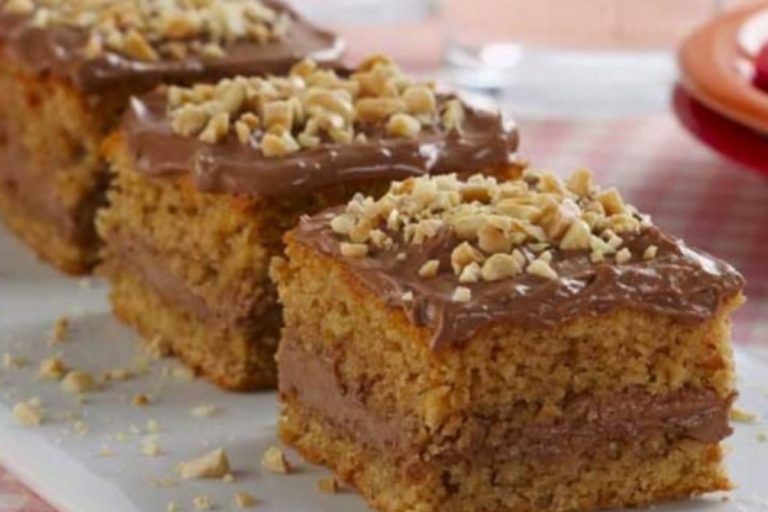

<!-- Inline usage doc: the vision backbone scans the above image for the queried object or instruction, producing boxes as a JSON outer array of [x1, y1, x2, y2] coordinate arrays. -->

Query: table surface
[[1, 114, 766, 511]]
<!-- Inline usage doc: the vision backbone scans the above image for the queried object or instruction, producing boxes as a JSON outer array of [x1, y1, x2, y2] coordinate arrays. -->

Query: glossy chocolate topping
[[0, 1, 342, 94], [279, 336, 734, 463], [121, 89, 518, 198], [293, 211, 745, 348]]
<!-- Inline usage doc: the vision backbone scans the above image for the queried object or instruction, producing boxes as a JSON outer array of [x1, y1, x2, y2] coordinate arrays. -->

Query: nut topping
[[5, 0, 290, 62], [330, 169, 652, 287], [167, 56, 468, 154]]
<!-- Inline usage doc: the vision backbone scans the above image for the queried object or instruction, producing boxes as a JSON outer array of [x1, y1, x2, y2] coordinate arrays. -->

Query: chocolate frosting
[[279, 336, 734, 463], [121, 89, 519, 198], [293, 212, 745, 348], [0, 0, 343, 94]]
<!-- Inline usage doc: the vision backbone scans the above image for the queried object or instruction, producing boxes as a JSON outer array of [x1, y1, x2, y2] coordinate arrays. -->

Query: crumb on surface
[[172, 365, 196, 381], [73, 420, 89, 437], [730, 407, 757, 423], [50, 316, 70, 343], [38, 357, 67, 380], [192, 404, 218, 417], [100, 444, 114, 457], [180, 448, 231, 479], [234, 491, 257, 508], [316, 476, 340, 494], [103, 368, 133, 382], [12, 398, 43, 427], [261, 445, 291, 474], [3, 352, 28, 369], [132, 393, 151, 407], [61, 370, 96, 394], [141, 437, 162, 457], [193, 495, 213, 510]]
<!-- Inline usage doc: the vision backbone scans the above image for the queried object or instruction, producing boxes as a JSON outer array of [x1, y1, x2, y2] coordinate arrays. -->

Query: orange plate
[[678, 3, 768, 134]]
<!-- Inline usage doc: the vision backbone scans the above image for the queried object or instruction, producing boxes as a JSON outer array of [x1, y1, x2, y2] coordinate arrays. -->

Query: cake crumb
[[756, 431, 767, 443], [146, 419, 162, 433], [172, 365, 196, 381], [3, 352, 28, 369], [731, 407, 757, 423], [61, 371, 96, 394], [234, 492, 257, 508], [100, 444, 114, 457], [192, 404, 218, 417], [261, 446, 291, 474], [73, 420, 89, 437], [50, 316, 70, 343], [180, 448, 231, 479], [166, 501, 179, 512], [38, 357, 68, 380], [103, 368, 133, 382], [316, 476, 340, 494], [141, 437, 162, 457], [193, 495, 212, 510], [223, 472, 236, 483], [132, 393, 151, 407], [12, 398, 43, 427]]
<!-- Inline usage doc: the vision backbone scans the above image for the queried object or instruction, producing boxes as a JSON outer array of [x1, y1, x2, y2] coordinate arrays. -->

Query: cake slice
[[274, 170, 745, 512], [0, 0, 341, 274], [97, 56, 520, 389]]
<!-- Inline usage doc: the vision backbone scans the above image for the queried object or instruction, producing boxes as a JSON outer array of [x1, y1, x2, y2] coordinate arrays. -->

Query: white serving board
[[0, 228, 766, 512]]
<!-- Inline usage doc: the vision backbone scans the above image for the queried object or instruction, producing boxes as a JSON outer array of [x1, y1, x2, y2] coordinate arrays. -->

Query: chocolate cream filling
[[279, 337, 734, 464], [294, 212, 745, 348], [105, 233, 276, 333], [121, 89, 519, 198], [0, 0, 343, 95]]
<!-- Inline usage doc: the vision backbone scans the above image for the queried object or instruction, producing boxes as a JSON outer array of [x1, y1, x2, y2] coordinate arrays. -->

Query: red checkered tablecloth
[[1, 115, 766, 511]]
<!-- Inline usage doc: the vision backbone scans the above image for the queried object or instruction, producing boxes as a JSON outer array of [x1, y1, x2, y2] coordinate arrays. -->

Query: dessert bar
[[98, 56, 520, 389], [0, 0, 340, 273], [275, 170, 744, 512]]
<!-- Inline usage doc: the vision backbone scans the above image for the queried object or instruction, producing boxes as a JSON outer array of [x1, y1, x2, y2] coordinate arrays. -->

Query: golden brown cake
[[0, 0, 341, 274], [274, 170, 745, 512], [97, 56, 521, 390]]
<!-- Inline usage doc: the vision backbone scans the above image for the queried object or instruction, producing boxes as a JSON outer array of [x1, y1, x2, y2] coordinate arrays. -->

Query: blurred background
[[289, 0, 761, 116]]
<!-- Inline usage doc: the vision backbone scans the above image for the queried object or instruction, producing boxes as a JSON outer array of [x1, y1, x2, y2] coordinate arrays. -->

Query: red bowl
[[755, 44, 768, 92], [673, 84, 768, 177], [678, 4, 768, 135]]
